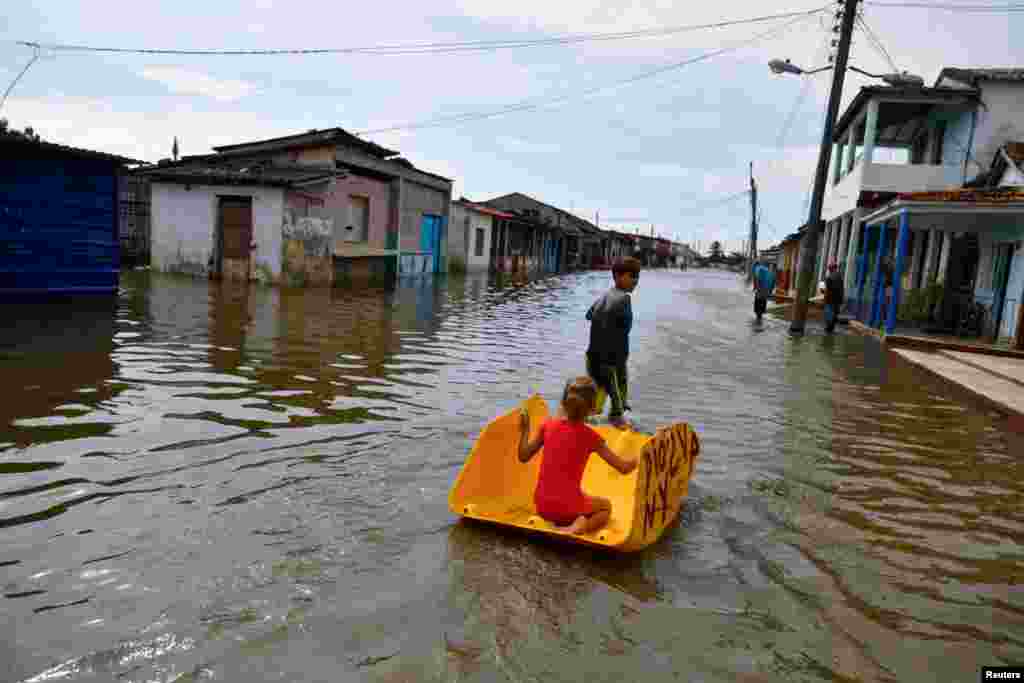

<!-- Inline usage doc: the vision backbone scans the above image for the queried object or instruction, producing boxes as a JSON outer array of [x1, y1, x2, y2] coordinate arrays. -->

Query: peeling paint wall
[[326, 172, 393, 255], [399, 180, 449, 253], [282, 193, 334, 287], [150, 182, 284, 282]]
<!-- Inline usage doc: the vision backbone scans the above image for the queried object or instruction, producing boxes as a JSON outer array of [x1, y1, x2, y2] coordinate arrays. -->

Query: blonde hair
[[561, 376, 598, 422]]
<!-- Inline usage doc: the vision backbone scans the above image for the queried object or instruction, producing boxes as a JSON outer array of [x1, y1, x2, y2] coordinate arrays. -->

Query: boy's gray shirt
[[586, 287, 632, 362]]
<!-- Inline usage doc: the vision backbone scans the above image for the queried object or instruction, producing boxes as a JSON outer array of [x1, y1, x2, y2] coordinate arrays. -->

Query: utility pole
[[790, 0, 860, 334], [747, 162, 757, 282]]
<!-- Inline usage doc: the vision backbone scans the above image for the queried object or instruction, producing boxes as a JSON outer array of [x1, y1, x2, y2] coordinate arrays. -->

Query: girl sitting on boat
[[517, 376, 637, 535]]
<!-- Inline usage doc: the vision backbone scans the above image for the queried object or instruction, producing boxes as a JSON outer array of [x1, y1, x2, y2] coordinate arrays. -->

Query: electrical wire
[[855, 15, 899, 73], [15, 8, 830, 57], [1, 48, 40, 114], [357, 11, 822, 136], [864, 1, 1024, 10]]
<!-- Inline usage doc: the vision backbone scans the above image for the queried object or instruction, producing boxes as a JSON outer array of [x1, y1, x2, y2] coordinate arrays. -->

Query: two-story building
[[813, 68, 1024, 344]]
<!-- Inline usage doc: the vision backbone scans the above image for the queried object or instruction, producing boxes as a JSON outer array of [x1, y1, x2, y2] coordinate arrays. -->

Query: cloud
[[3, 95, 304, 162], [140, 67, 260, 102]]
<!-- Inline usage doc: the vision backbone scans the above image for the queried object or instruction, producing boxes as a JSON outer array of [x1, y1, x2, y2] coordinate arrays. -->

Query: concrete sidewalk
[[893, 348, 1024, 417]]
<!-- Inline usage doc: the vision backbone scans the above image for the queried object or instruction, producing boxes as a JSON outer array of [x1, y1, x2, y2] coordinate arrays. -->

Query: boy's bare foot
[[565, 517, 588, 535]]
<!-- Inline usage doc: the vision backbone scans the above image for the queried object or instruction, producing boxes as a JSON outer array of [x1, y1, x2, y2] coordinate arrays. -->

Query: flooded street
[[2, 268, 1022, 682]]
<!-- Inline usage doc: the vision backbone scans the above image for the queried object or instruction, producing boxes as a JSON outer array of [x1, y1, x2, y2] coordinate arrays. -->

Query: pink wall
[[323, 173, 393, 249]]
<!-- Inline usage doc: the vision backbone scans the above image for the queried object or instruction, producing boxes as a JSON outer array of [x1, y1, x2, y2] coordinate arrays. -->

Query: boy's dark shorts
[[754, 296, 768, 316]]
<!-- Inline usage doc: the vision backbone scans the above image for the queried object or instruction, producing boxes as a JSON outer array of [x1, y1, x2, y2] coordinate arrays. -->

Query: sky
[[2, 0, 1021, 254]]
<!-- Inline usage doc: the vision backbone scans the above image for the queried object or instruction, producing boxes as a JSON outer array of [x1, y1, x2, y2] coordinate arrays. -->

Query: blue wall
[[0, 154, 120, 294]]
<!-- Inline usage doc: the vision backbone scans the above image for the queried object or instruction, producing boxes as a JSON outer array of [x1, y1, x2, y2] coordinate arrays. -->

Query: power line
[[15, 8, 830, 57], [357, 11, 823, 136], [855, 14, 899, 73], [1, 47, 40, 114], [864, 1, 1024, 9]]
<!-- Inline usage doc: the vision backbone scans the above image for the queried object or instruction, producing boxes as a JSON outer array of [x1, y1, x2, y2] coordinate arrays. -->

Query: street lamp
[[770, 59, 924, 87]]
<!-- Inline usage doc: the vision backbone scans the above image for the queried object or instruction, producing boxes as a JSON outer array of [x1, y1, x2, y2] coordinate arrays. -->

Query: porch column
[[922, 227, 940, 285], [937, 230, 952, 283], [837, 213, 851, 272], [844, 211, 863, 295], [870, 222, 888, 327], [833, 142, 845, 184], [862, 98, 879, 164], [906, 228, 923, 290], [831, 215, 845, 268], [845, 126, 857, 173], [817, 221, 832, 284], [854, 223, 872, 321], [885, 211, 912, 334]]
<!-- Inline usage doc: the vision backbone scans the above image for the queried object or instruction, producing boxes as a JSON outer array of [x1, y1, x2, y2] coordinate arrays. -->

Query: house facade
[[481, 193, 578, 274], [810, 68, 1024, 344], [448, 199, 505, 273], [1, 134, 141, 295], [150, 128, 454, 286], [143, 165, 341, 286]]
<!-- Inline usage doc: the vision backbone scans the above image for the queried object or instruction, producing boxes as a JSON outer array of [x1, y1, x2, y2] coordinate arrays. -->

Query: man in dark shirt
[[586, 257, 641, 429], [824, 262, 845, 334]]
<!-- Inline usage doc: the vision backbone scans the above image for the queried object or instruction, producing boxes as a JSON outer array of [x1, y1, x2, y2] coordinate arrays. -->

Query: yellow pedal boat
[[448, 395, 700, 552]]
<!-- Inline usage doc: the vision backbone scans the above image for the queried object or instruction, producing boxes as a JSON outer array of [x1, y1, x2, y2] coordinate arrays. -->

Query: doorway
[[216, 196, 253, 282]]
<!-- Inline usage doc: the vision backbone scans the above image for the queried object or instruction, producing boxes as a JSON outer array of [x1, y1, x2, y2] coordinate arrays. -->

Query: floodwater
[[1, 268, 1022, 683]]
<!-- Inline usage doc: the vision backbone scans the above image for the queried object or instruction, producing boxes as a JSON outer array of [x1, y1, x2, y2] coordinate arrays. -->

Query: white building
[[144, 165, 339, 286], [448, 199, 496, 273], [814, 68, 1024, 343]]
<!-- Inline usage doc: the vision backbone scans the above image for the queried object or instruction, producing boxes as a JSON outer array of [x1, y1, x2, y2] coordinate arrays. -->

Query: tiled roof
[[1, 133, 145, 164], [453, 199, 515, 219]]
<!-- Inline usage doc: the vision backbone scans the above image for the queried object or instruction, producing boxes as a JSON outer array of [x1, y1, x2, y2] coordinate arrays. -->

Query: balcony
[[861, 162, 964, 194], [821, 87, 978, 221], [824, 160, 966, 221]]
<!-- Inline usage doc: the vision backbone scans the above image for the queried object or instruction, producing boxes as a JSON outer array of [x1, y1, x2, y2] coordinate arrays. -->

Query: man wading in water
[[824, 262, 845, 334], [752, 261, 776, 323]]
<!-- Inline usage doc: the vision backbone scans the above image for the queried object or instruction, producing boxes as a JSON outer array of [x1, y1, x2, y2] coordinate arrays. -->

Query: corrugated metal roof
[[212, 127, 398, 160], [138, 165, 338, 188], [1, 134, 145, 164], [936, 67, 1024, 87]]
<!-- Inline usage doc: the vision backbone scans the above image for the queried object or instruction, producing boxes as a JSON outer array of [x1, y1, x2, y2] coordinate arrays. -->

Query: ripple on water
[[0, 270, 1021, 682]]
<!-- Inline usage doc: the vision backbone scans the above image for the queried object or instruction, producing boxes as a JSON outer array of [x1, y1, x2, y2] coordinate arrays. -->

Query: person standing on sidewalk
[[752, 261, 776, 323], [824, 262, 845, 334], [586, 257, 641, 430]]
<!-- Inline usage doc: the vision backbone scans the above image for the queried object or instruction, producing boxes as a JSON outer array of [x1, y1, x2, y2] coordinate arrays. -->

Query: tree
[[709, 241, 724, 259]]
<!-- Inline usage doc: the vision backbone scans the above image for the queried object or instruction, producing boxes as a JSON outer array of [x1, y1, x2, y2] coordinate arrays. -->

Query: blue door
[[419, 215, 443, 273]]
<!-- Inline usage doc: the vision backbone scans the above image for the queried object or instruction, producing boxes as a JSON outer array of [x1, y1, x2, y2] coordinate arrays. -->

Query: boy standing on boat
[[586, 257, 641, 430]]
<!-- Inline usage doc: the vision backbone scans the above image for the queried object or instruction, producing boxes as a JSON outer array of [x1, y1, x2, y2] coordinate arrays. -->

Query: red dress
[[534, 418, 604, 526]]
